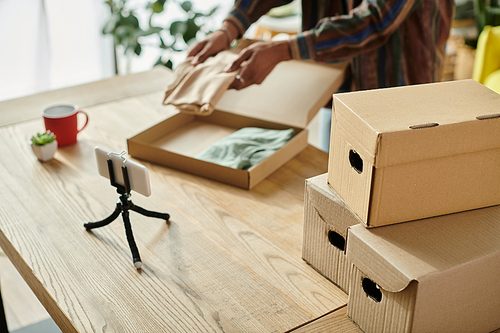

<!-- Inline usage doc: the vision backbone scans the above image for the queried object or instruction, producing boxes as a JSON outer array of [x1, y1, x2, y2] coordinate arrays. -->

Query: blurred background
[[1, 0, 498, 103], [0, 0, 234, 102]]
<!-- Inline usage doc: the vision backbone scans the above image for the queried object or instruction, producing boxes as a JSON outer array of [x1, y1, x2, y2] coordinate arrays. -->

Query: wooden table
[[0, 66, 360, 332]]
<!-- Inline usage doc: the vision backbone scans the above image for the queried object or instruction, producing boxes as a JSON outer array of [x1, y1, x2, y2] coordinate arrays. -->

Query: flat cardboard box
[[346, 205, 500, 333], [328, 79, 500, 227], [302, 173, 361, 293], [128, 57, 346, 189]]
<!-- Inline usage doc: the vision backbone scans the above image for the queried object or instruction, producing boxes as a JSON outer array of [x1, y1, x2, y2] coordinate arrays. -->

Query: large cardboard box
[[346, 205, 500, 333], [128, 58, 346, 189], [328, 79, 500, 227], [302, 173, 361, 293]]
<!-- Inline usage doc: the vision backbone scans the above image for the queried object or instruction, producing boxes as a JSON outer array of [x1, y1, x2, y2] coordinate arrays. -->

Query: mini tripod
[[84, 152, 169, 269]]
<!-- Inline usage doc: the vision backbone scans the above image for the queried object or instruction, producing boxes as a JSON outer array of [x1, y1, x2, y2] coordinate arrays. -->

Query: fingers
[[229, 74, 247, 90], [191, 44, 212, 66], [228, 50, 252, 90], [187, 41, 206, 57], [226, 50, 254, 90], [227, 43, 281, 90], [224, 48, 252, 73], [189, 30, 230, 66], [226, 49, 252, 90]]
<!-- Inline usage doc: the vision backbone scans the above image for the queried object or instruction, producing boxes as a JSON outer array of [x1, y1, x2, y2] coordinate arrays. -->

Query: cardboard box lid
[[346, 205, 500, 292], [306, 173, 362, 237], [162, 42, 346, 128], [333, 80, 500, 167], [215, 58, 347, 128]]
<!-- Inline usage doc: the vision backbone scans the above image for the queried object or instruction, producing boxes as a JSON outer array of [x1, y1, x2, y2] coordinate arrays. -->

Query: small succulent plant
[[31, 131, 56, 146]]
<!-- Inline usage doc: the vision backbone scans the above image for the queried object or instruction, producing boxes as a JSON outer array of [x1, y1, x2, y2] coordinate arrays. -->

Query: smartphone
[[95, 146, 151, 197]]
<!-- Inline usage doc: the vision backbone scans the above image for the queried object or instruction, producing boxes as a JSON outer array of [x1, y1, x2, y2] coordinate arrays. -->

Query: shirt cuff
[[288, 31, 316, 61], [224, 8, 251, 39]]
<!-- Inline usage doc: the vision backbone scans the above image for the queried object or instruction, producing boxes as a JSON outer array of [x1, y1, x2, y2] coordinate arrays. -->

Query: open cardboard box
[[128, 56, 346, 189], [345, 204, 500, 332], [328, 79, 500, 227], [302, 173, 361, 293]]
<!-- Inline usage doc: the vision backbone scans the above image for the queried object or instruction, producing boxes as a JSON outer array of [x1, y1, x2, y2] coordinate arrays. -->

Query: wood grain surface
[[0, 66, 172, 127], [288, 306, 362, 332], [0, 79, 350, 332], [0, 247, 51, 330]]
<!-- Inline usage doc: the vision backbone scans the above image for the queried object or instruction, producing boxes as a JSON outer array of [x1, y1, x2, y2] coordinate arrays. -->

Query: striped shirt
[[225, 0, 455, 91]]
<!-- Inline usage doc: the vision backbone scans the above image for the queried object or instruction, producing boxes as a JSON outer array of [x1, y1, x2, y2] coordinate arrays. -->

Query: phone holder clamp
[[84, 152, 170, 270]]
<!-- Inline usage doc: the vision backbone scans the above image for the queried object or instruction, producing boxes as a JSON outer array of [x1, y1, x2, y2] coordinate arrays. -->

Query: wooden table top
[[0, 66, 360, 332]]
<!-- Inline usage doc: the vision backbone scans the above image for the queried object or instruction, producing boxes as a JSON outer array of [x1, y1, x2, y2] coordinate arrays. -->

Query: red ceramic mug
[[42, 104, 89, 146]]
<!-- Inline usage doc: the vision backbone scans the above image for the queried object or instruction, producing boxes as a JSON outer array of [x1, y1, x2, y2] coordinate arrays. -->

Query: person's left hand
[[224, 40, 292, 90]]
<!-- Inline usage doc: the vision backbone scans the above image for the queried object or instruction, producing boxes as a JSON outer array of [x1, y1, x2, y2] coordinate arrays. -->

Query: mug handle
[[77, 110, 89, 133]]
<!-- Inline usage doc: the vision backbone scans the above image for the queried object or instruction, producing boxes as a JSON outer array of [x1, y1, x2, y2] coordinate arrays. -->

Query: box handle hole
[[349, 150, 363, 174], [327, 230, 346, 251], [476, 113, 500, 120], [409, 123, 439, 129], [362, 278, 382, 302]]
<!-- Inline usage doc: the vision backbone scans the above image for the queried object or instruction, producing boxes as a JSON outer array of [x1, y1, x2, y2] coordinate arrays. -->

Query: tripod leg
[[130, 204, 170, 222], [122, 210, 142, 269], [84, 205, 121, 230]]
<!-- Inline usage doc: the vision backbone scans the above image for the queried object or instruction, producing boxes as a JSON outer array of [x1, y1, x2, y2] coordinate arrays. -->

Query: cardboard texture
[[302, 173, 361, 293], [346, 205, 500, 333], [129, 57, 346, 189], [328, 79, 500, 227], [128, 110, 306, 189]]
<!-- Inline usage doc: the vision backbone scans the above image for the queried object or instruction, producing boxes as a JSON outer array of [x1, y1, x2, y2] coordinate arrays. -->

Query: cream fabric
[[163, 52, 240, 116]]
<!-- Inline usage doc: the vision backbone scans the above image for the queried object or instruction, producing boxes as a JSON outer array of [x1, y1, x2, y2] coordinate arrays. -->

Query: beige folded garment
[[163, 52, 240, 116]]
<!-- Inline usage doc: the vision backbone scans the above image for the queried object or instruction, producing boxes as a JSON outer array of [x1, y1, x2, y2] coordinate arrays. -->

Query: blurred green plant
[[31, 131, 56, 146], [102, 0, 219, 72], [474, 0, 500, 34]]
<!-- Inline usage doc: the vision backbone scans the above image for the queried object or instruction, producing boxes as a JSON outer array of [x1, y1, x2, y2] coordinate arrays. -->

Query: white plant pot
[[31, 141, 58, 162]]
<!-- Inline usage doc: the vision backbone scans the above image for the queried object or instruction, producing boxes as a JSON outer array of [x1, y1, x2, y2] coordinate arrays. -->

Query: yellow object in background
[[473, 25, 500, 94]]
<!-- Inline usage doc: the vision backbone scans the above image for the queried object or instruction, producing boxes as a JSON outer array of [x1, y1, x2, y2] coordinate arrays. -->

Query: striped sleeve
[[224, 0, 295, 38], [288, 0, 419, 62]]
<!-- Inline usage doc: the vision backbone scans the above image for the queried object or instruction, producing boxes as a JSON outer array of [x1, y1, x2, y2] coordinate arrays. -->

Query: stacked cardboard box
[[302, 173, 361, 293], [302, 80, 500, 332]]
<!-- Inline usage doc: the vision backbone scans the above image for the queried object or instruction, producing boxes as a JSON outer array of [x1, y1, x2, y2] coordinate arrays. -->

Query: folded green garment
[[195, 127, 294, 170]]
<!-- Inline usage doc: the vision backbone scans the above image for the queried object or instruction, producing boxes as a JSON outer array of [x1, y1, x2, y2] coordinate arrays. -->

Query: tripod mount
[[84, 152, 169, 269]]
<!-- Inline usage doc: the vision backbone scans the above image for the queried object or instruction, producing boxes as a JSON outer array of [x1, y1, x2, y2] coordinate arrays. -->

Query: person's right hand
[[188, 22, 238, 66]]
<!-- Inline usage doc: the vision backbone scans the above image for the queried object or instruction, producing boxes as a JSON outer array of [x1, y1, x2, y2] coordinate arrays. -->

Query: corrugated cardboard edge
[[127, 110, 309, 190], [346, 224, 417, 293], [332, 80, 500, 168], [374, 118, 500, 168], [348, 244, 500, 333], [312, 176, 362, 237], [330, 81, 500, 227], [247, 128, 308, 189], [346, 211, 500, 293], [412, 250, 500, 332], [347, 265, 417, 333], [302, 174, 362, 293], [127, 138, 250, 189], [217, 60, 347, 128], [327, 109, 375, 224]]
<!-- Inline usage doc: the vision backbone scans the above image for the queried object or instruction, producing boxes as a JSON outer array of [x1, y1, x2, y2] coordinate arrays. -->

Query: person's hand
[[188, 22, 238, 66], [224, 40, 292, 90]]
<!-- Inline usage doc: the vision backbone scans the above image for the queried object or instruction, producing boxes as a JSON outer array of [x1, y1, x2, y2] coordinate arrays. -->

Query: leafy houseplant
[[31, 131, 57, 162], [474, 0, 500, 35], [102, 0, 219, 73]]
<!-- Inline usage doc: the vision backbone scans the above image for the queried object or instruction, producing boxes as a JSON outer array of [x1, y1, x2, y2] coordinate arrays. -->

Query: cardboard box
[[346, 205, 500, 333], [328, 79, 500, 227], [128, 58, 346, 189], [302, 173, 361, 293]]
